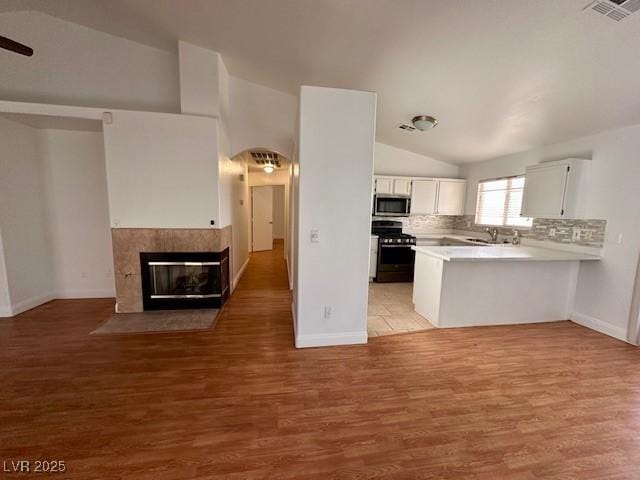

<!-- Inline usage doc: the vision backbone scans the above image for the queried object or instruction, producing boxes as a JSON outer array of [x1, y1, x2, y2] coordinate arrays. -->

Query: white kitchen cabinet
[[411, 179, 466, 215], [411, 180, 438, 214], [437, 180, 466, 215], [369, 235, 378, 279], [522, 158, 590, 219], [374, 176, 412, 196], [374, 177, 394, 194], [393, 179, 412, 196]]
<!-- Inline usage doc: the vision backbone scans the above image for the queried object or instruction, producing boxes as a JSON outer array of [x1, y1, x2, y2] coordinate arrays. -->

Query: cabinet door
[[369, 249, 377, 278], [436, 181, 466, 215], [410, 180, 438, 214], [522, 165, 568, 218], [375, 177, 394, 194], [393, 179, 412, 196]]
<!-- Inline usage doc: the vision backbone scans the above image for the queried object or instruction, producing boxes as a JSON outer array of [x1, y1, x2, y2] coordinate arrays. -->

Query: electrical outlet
[[549, 228, 556, 238], [323, 306, 332, 319], [81, 271, 88, 279], [572, 228, 582, 241]]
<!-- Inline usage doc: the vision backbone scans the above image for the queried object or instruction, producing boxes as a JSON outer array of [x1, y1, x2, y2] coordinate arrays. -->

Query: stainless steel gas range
[[371, 220, 416, 283]]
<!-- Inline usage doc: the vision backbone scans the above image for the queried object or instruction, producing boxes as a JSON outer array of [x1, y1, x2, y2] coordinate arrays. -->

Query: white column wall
[[295, 86, 377, 347]]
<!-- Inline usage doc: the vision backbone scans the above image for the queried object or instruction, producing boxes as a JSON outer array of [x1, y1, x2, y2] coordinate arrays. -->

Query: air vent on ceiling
[[584, 0, 640, 21], [396, 123, 416, 132], [250, 151, 281, 168]]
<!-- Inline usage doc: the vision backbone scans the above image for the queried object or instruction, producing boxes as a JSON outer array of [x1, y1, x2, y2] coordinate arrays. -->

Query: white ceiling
[[9, 0, 640, 163]]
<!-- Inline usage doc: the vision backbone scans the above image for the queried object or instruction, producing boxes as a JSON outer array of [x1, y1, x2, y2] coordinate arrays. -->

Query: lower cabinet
[[369, 236, 378, 279]]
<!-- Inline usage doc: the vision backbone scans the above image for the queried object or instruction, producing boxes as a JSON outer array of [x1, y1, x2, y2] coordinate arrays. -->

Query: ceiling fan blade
[[0, 35, 33, 56]]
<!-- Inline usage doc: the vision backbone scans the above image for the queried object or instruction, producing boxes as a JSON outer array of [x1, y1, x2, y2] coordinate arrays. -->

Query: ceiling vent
[[584, 0, 640, 21], [396, 123, 416, 132], [250, 151, 281, 168]]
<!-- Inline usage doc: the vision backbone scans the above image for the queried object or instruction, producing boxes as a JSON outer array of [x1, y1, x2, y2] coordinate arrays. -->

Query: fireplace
[[140, 249, 229, 310]]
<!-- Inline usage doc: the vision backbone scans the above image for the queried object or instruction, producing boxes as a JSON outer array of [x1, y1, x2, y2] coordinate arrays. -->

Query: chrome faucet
[[512, 229, 520, 245], [486, 227, 499, 243]]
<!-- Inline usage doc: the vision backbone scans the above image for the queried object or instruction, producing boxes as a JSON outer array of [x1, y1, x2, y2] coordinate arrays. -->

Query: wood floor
[[2, 243, 640, 479]]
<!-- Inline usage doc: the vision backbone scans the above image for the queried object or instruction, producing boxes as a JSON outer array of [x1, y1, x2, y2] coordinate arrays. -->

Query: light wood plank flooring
[[1, 244, 640, 479]]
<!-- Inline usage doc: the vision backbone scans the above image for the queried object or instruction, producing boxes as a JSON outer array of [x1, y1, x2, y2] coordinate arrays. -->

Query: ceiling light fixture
[[263, 164, 274, 174], [412, 115, 438, 131]]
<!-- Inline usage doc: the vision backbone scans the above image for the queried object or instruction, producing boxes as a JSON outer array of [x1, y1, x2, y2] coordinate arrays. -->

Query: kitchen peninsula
[[411, 244, 601, 328]]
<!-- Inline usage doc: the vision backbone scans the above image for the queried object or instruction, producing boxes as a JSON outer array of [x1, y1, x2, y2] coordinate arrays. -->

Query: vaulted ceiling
[[6, 0, 640, 164]]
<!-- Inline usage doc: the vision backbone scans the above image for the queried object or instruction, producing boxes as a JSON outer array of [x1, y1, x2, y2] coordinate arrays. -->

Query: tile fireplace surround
[[111, 227, 232, 313]]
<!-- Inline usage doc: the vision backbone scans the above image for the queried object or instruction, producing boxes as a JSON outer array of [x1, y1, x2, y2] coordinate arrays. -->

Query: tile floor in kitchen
[[368, 282, 435, 337]]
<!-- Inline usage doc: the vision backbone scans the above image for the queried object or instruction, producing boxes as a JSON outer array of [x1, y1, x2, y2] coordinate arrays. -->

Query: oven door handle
[[380, 244, 414, 248]]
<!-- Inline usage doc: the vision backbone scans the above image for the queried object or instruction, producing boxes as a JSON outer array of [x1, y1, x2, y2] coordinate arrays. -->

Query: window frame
[[474, 175, 532, 229]]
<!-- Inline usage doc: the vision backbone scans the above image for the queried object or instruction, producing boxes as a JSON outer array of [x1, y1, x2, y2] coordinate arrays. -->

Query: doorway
[[251, 185, 286, 252]]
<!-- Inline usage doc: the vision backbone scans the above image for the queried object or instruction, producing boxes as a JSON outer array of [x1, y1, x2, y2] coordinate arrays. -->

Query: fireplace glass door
[[140, 249, 230, 310], [149, 262, 221, 299]]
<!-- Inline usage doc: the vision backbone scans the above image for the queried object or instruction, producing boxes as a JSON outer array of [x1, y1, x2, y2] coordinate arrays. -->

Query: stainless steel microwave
[[373, 195, 411, 217]]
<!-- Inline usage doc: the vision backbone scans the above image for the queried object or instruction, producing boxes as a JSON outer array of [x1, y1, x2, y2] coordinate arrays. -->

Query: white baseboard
[[6, 292, 57, 317], [56, 288, 115, 299], [232, 258, 250, 290], [295, 330, 368, 348], [570, 311, 628, 343], [0, 305, 12, 317]]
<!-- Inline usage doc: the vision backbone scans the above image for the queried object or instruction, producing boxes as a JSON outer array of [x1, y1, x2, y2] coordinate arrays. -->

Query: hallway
[[2, 246, 640, 479]]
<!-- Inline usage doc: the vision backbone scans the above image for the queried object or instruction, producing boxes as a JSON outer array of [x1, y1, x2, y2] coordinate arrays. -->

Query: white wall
[[0, 11, 179, 112], [295, 86, 376, 347], [0, 231, 11, 316], [179, 41, 223, 117], [103, 110, 222, 228], [460, 123, 640, 341], [272, 186, 285, 239], [40, 129, 115, 298], [229, 77, 297, 159], [0, 116, 54, 316], [229, 157, 250, 289], [374, 142, 460, 177]]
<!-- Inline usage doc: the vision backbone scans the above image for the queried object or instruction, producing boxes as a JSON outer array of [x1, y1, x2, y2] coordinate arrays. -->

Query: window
[[475, 176, 532, 228]]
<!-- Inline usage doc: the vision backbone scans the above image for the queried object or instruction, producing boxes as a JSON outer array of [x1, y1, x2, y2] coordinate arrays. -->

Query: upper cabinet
[[393, 178, 412, 196], [437, 180, 466, 215], [374, 176, 412, 196], [522, 158, 590, 219], [374, 177, 394, 194], [411, 179, 466, 216], [411, 180, 438, 214]]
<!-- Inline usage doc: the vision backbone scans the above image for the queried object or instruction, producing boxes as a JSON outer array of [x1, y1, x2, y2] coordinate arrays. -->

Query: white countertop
[[412, 244, 601, 262]]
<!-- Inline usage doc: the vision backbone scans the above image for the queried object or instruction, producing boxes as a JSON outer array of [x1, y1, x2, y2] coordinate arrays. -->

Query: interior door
[[410, 180, 438, 214], [522, 165, 568, 218], [437, 181, 466, 215], [252, 186, 273, 251]]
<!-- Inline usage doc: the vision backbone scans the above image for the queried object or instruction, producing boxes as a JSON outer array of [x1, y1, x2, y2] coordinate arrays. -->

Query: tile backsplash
[[379, 214, 607, 248], [399, 214, 457, 231], [453, 215, 606, 248]]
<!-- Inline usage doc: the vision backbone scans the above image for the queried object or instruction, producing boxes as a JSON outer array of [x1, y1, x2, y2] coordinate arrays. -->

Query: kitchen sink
[[465, 238, 491, 244]]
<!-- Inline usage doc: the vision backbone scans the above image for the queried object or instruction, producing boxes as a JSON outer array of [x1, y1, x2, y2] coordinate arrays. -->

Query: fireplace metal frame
[[140, 249, 229, 311]]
